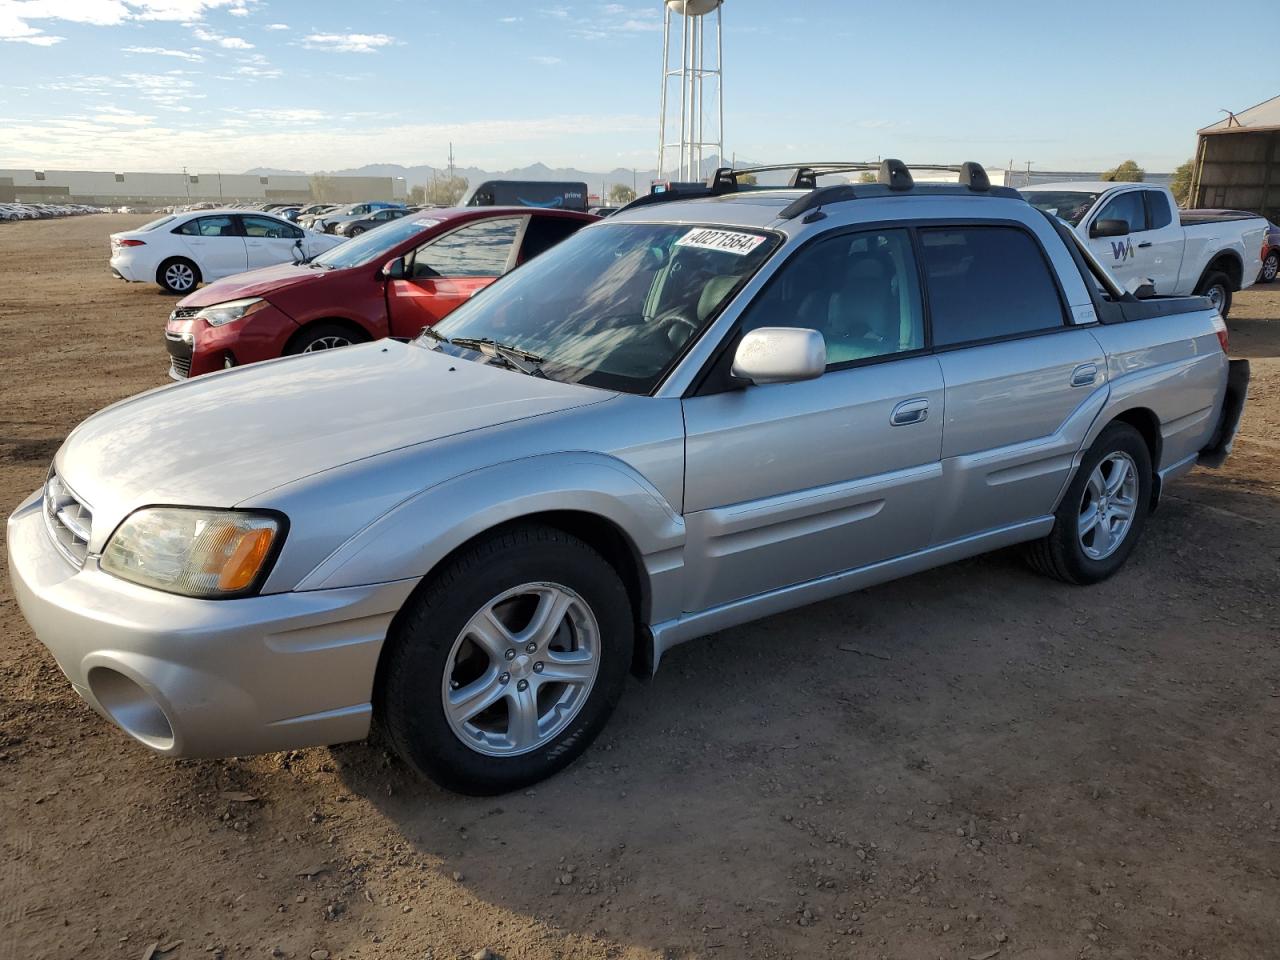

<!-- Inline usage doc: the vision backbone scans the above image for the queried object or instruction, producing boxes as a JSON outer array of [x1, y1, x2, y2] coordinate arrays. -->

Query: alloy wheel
[[165, 262, 195, 291], [301, 335, 352, 352], [1264, 253, 1279, 283], [1207, 283, 1227, 311], [1078, 452, 1139, 561], [441, 582, 600, 757]]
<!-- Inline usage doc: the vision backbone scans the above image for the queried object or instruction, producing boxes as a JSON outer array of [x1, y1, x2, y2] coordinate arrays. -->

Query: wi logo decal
[[1111, 239, 1135, 261]]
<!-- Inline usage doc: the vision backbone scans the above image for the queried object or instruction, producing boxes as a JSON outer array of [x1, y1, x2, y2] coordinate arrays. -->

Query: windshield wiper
[[448, 337, 548, 378]]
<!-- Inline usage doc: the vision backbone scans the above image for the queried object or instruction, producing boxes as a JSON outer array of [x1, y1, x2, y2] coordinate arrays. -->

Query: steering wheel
[[655, 308, 699, 347]]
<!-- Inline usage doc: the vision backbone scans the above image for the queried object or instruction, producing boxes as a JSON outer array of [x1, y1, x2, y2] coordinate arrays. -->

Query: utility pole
[[182, 166, 191, 203], [447, 142, 456, 181]]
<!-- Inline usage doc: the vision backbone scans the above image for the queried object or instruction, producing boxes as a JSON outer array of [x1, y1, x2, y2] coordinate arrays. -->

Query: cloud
[[530, 55, 561, 65], [45, 71, 203, 107], [234, 53, 281, 78], [498, 16, 521, 23], [301, 32, 394, 53], [191, 24, 251, 47], [569, 5, 662, 40], [264, 21, 287, 29], [0, 0, 254, 45], [123, 44, 205, 61]]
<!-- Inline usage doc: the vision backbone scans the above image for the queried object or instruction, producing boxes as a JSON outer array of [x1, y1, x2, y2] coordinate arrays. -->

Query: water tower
[[658, 0, 724, 182]]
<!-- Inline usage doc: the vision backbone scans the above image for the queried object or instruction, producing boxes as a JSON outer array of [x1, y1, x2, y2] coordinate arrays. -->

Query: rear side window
[[176, 215, 237, 237], [1145, 190, 1174, 229], [919, 226, 1065, 346]]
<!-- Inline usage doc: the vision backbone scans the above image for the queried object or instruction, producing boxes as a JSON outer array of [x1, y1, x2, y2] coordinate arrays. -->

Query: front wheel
[[285, 322, 370, 355], [157, 257, 200, 294], [377, 524, 633, 794], [348, 226, 365, 237], [1260, 251, 1279, 284], [1026, 423, 1152, 585], [1196, 270, 1233, 318]]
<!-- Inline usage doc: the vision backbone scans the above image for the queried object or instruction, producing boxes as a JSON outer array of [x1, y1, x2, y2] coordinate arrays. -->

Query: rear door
[[681, 226, 944, 612], [175, 214, 247, 279], [240, 214, 303, 269], [1138, 189, 1184, 292], [921, 224, 1107, 544], [385, 216, 524, 338], [516, 214, 591, 264]]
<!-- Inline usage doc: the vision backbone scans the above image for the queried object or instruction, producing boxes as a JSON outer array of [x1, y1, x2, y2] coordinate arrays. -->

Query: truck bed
[[1180, 209, 1263, 226]]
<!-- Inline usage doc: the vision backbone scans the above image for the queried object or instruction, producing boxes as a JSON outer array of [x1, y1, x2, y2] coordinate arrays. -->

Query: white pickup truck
[[1021, 181, 1267, 317]]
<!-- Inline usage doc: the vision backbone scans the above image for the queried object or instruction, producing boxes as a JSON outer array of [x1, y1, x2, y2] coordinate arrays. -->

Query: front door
[[681, 227, 944, 612], [1084, 188, 1181, 292], [386, 216, 523, 338], [240, 215, 302, 269], [917, 224, 1109, 543]]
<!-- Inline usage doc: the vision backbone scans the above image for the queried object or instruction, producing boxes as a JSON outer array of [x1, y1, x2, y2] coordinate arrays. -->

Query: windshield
[[1021, 190, 1100, 227], [428, 221, 780, 394], [138, 215, 176, 232], [311, 215, 442, 269]]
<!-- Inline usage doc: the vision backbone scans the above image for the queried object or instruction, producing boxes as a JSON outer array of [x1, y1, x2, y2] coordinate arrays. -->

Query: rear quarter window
[[919, 226, 1066, 346]]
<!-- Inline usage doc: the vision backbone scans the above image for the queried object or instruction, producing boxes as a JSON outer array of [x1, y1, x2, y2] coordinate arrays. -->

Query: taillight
[[117, 238, 146, 247], [1211, 314, 1229, 353]]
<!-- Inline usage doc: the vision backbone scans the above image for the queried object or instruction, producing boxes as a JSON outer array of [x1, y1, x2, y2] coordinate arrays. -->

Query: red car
[[164, 207, 596, 378]]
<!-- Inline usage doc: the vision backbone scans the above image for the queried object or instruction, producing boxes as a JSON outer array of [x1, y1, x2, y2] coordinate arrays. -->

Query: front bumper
[[7, 490, 418, 758], [165, 304, 299, 378]]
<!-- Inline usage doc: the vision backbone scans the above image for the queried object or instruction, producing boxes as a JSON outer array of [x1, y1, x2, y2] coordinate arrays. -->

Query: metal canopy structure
[[658, 0, 724, 183], [1191, 94, 1280, 220]]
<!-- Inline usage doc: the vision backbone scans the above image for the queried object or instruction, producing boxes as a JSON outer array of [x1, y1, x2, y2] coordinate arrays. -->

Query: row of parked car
[[1, 202, 104, 222]]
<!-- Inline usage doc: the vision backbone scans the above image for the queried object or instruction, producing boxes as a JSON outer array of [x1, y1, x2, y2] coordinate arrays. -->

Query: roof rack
[[616, 159, 1022, 218]]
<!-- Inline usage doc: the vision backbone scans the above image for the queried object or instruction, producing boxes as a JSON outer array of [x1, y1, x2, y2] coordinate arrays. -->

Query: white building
[[0, 169, 407, 208]]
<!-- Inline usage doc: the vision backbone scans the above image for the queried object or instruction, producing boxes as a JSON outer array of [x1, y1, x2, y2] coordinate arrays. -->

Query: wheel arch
[[1197, 250, 1244, 291], [1091, 406, 1164, 511], [155, 255, 201, 288], [284, 315, 376, 352]]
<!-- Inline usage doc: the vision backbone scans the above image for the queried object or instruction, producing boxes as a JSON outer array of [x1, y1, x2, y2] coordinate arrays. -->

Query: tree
[[1169, 158, 1195, 207], [423, 175, 469, 206], [1101, 160, 1145, 183], [607, 183, 636, 205], [408, 184, 426, 205], [736, 172, 758, 185], [857, 171, 877, 183]]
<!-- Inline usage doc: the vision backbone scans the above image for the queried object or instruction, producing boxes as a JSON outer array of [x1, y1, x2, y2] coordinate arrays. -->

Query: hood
[[57, 341, 614, 550], [177, 262, 332, 306]]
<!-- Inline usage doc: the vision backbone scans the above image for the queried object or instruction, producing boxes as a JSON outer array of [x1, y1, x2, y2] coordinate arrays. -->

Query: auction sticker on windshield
[[675, 228, 766, 256], [413, 217, 443, 227]]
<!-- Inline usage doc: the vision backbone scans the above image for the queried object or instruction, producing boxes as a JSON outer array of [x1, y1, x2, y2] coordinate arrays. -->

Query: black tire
[[284, 321, 370, 355], [348, 226, 365, 237], [1260, 251, 1279, 284], [1195, 270, 1233, 318], [377, 524, 633, 795], [156, 257, 200, 294], [1026, 422, 1153, 586]]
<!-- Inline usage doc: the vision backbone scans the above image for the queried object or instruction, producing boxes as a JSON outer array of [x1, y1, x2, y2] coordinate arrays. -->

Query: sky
[[1, 0, 1277, 176]]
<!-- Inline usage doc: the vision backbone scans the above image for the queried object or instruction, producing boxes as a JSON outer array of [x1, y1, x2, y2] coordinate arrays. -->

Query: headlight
[[101, 507, 286, 598], [195, 297, 269, 327]]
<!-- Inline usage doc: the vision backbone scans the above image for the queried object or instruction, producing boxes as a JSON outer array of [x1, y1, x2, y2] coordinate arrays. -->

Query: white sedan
[[109, 209, 346, 293]]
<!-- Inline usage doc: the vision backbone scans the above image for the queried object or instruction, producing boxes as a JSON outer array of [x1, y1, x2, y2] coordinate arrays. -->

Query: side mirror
[[1091, 218, 1129, 239], [382, 257, 406, 280], [731, 327, 826, 385]]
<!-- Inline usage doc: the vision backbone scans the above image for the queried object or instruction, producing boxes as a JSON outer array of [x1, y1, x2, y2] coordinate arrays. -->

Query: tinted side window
[[1093, 191, 1146, 234], [739, 228, 924, 366], [412, 218, 521, 278], [1145, 190, 1173, 229], [919, 226, 1064, 346], [176, 215, 237, 237], [520, 215, 589, 262], [241, 215, 298, 239]]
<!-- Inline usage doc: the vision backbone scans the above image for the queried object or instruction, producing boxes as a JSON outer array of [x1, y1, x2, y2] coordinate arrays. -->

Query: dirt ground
[[1, 214, 1277, 960]]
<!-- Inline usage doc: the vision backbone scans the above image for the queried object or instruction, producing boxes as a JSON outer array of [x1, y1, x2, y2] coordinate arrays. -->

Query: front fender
[[295, 453, 687, 614]]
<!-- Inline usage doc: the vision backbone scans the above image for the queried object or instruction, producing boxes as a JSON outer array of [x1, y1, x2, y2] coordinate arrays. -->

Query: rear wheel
[[1196, 270, 1233, 318], [377, 524, 632, 794], [1260, 251, 1279, 284], [1026, 423, 1152, 585], [285, 322, 370, 355], [157, 257, 200, 294], [348, 226, 365, 237]]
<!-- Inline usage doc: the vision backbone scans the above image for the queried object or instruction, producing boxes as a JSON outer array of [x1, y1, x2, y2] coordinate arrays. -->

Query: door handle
[[890, 398, 929, 426], [1071, 363, 1098, 387], [1137, 241, 1152, 248]]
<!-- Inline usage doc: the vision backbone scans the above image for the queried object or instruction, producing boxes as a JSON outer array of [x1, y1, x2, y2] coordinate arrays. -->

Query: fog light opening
[[87, 667, 175, 750]]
